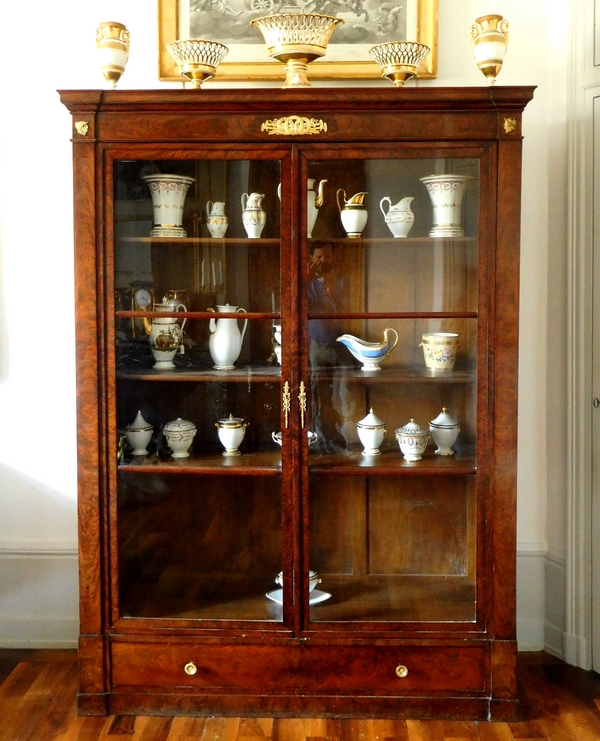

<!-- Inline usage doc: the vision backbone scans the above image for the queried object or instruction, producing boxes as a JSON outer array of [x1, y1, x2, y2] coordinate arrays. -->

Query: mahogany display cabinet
[[59, 86, 534, 719]]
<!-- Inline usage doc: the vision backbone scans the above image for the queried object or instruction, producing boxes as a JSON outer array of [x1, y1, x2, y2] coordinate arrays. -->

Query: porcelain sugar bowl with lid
[[395, 418, 430, 461], [216, 414, 248, 456], [163, 417, 197, 458], [125, 410, 153, 456], [356, 408, 386, 456], [429, 407, 460, 456]]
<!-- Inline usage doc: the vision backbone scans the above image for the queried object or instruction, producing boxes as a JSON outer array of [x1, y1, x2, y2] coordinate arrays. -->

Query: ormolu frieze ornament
[[261, 116, 328, 136], [74, 121, 89, 136], [503, 117, 518, 134]]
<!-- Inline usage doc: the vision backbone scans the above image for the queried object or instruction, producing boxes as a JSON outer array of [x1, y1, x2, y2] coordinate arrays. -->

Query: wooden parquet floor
[[1, 650, 600, 740]]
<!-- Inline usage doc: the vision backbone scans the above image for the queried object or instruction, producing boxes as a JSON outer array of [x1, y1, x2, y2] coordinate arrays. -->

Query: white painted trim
[[0, 619, 78, 649], [0, 542, 78, 557], [565, 0, 594, 671]]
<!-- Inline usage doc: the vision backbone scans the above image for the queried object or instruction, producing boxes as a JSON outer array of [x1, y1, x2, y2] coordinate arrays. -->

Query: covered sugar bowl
[[216, 414, 248, 456], [163, 417, 197, 458], [356, 408, 386, 456], [429, 407, 460, 456], [395, 418, 430, 461], [125, 410, 153, 456]]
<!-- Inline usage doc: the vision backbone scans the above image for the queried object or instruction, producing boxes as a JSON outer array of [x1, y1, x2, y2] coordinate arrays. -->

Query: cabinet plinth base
[[77, 692, 108, 716]]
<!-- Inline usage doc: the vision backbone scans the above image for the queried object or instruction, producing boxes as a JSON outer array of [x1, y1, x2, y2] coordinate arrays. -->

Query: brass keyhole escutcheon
[[395, 664, 408, 678], [184, 661, 197, 676]]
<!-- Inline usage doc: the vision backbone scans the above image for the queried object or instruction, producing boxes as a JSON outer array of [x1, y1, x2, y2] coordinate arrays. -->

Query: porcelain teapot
[[206, 200, 228, 238], [241, 192, 266, 238], [337, 189, 368, 238], [208, 303, 248, 369], [380, 195, 415, 238]]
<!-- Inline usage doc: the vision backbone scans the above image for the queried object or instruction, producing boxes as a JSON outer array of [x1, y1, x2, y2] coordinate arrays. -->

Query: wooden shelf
[[308, 448, 476, 475], [308, 237, 479, 246], [310, 367, 474, 384], [118, 237, 280, 245], [119, 450, 281, 475], [117, 364, 281, 382]]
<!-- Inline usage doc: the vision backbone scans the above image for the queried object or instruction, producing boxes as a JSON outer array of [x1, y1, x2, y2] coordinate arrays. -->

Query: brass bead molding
[[261, 116, 327, 136]]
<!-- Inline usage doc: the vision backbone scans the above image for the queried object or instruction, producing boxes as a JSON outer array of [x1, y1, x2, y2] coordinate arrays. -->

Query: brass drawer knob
[[395, 664, 408, 678], [184, 661, 197, 676]]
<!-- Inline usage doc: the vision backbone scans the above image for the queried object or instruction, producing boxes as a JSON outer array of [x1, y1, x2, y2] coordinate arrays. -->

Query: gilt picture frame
[[158, 0, 438, 83]]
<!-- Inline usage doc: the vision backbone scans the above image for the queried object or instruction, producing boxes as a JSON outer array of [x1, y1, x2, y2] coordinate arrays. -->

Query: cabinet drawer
[[111, 642, 486, 694]]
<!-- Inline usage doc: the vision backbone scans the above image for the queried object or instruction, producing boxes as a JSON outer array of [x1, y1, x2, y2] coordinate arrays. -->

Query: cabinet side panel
[[72, 140, 103, 639], [492, 136, 523, 642]]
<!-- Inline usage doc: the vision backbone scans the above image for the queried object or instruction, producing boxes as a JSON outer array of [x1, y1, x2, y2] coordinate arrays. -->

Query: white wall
[[0, 0, 569, 650]]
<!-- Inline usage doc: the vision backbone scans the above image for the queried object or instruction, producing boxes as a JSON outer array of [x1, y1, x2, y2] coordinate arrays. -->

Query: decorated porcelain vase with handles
[[241, 192, 266, 238], [208, 303, 248, 369], [206, 200, 228, 238], [380, 195, 415, 238], [147, 297, 187, 370]]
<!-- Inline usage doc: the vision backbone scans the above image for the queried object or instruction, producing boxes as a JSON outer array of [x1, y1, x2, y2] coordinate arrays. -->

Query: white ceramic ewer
[[336, 189, 368, 238], [208, 303, 248, 369], [206, 200, 228, 238], [241, 192, 266, 238], [380, 195, 414, 238]]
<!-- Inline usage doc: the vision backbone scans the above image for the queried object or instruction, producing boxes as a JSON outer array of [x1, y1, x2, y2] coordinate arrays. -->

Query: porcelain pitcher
[[208, 303, 248, 369], [206, 200, 228, 238], [337, 189, 368, 238], [241, 192, 266, 238], [307, 179, 327, 238], [380, 195, 414, 238]]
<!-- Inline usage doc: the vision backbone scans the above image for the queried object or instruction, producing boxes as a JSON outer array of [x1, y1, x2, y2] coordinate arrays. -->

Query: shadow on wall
[[0, 221, 7, 384]]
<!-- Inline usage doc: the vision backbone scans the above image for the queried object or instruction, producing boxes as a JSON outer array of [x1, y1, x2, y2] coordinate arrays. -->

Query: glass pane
[[305, 156, 479, 626], [113, 157, 283, 623]]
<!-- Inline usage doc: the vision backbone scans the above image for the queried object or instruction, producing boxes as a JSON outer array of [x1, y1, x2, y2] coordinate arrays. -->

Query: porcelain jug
[[241, 192, 266, 238], [380, 195, 414, 238], [307, 179, 327, 238], [206, 200, 228, 238], [336, 189, 368, 238], [208, 303, 248, 369]]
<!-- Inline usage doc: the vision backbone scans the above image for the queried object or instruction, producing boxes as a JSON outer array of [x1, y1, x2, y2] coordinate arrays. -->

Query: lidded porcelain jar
[[356, 408, 386, 456], [429, 407, 460, 456], [125, 411, 153, 456], [163, 418, 197, 458], [216, 414, 248, 456], [395, 419, 430, 461], [276, 570, 321, 592]]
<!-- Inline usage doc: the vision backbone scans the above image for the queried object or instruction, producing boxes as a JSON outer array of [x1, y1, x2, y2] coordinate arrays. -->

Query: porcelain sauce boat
[[336, 327, 398, 371]]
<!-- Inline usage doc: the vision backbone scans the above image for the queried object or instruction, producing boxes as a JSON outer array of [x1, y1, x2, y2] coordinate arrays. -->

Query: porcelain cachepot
[[216, 414, 248, 456], [142, 174, 195, 238], [429, 407, 460, 456], [395, 419, 430, 461], [420, 174, 471, 238], [356, 408, 386, 456], [380, 196, 415, 238], [163, 418, 197, 458], [420, 332, 459, 372], [125, 411, 153, 456]]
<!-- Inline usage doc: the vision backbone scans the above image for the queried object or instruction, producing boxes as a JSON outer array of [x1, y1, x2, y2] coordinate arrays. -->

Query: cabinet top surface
[[58, 86, 535, 114]]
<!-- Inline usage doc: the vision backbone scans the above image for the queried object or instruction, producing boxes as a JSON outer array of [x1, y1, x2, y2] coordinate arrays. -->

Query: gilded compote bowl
[[369, 41, 430, 88], [167, 39, 229, 88], [250, 13, 344, 88]]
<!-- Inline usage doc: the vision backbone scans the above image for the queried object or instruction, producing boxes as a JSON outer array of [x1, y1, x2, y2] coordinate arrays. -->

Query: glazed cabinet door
[[298, 145, 491, 632], [107, 148, 295, 630]]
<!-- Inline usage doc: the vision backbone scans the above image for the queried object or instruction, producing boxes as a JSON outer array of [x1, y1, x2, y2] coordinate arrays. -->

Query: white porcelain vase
[[420, 174, 471, 238], [96, 21, 130, 89], [208, 304, 248, 369], [142, 174, 195, 238]]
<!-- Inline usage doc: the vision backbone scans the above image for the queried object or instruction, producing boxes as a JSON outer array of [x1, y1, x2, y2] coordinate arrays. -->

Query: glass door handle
[[283, 381, 291, 429], [299, 382, 307, 429]]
